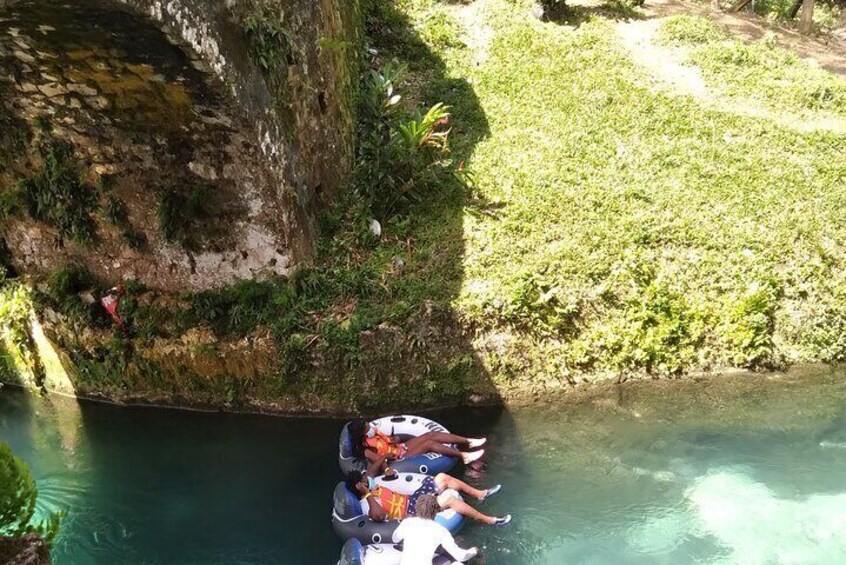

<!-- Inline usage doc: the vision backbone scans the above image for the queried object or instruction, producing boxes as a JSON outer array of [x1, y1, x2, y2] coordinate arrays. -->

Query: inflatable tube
[[331, 472, 465, 544], [338, 539, 457, 565], [339, 415, 459, 476]]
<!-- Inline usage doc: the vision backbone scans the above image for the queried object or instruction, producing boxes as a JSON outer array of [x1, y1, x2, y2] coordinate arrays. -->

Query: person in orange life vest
[[345, 457, 511, 526], [348, 419, 486, 466]]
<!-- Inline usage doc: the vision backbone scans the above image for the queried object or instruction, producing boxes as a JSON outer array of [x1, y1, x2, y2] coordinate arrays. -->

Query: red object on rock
[[100, 285, 126, 330]]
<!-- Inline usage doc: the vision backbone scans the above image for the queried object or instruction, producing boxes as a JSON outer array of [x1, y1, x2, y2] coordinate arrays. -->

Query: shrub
[[0, 442, 62, 544], [355, 63, 454, 219], [723, 279, 782, 368], [18, 141, 98, 244], [48, 264, 94, 300]]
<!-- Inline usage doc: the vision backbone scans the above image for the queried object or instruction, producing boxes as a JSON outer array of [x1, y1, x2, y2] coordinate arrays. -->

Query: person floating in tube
[[348, 419, 486, 465], [345, 457, 511, 526], [393, 494, 479, 564]]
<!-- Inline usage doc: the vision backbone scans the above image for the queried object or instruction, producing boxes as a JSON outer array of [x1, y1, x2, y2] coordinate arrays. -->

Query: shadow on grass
[[335, 0, 499, 414]]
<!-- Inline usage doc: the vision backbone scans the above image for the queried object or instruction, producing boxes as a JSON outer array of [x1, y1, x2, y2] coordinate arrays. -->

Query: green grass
[[656, 14, 727, 45], [396, 0, 846, 378], [692, 39, 846, 113]]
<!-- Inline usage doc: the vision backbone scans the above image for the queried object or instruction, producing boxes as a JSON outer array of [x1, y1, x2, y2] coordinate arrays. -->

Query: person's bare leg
[[434, 473, 487, 500], [404, 439, 463, 458], [441, 497, 497, 525]]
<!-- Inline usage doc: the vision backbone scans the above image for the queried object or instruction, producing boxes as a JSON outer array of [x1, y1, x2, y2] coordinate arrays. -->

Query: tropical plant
[[0, 442, 62, 545], [356, 64, 454, 219]]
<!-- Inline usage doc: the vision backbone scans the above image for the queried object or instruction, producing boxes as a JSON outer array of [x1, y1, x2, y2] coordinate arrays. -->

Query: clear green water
[[2, 369, 846, 564]]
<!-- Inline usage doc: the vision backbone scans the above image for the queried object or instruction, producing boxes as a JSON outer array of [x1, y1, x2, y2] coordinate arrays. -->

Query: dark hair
[[415, 494, 439, 520], [344, 470, 365, 496], [347, 419, 367, 458]]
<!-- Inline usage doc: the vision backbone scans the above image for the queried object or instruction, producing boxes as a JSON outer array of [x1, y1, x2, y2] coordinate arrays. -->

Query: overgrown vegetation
[[355, 62, 456, 219], [17, 141, 98, 245], [0, 442, 62, 545], [6, 0, 846, 409]]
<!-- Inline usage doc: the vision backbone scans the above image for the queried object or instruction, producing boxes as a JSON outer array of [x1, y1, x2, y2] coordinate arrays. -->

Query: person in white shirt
[[393, 494, 478, 565]]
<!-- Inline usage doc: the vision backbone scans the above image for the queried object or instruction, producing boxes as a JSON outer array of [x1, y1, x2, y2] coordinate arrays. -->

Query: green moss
[[0, 280, 39, 388]]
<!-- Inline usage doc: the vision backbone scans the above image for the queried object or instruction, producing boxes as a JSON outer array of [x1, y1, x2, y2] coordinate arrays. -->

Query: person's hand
[[464, 547, 479, 560]]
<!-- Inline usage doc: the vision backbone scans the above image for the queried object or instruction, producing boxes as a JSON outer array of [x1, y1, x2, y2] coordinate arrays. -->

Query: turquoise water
[[2, 369, 846, 563]]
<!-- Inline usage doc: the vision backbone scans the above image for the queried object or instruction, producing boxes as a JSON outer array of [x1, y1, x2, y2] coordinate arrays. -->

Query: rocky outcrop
[[0, 534, 50, 565]]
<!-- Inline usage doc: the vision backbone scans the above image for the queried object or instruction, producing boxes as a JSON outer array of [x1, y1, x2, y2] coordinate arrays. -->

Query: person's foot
[[462, 449, 484, 464], [468, 437, 486, 449], [482, 484, 501, 501], [494, 515, 512, 526]]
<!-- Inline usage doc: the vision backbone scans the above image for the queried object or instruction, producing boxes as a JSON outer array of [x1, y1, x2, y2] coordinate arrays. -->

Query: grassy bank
[[378, 0, 846, 383], [4, 0, 846, 412]]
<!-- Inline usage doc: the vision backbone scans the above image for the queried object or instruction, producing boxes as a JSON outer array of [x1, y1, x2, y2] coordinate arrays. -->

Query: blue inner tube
[[338, 415, 459, 476], [331, 474, 465, 544], [338, 539, 455, 565]]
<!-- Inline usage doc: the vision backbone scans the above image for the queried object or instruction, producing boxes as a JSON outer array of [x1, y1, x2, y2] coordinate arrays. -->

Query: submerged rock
[[0, 534, 50, 565]]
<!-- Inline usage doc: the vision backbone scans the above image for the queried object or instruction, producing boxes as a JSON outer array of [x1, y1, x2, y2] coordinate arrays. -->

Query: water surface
[[2, 368, 846, 564]]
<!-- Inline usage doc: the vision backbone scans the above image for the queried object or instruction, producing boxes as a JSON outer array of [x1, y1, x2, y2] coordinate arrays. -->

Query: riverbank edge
[[2, 362, 837, 418]]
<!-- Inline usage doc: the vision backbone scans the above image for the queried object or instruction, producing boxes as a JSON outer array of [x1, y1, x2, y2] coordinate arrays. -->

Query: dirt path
[[614, 0, 846, 133]]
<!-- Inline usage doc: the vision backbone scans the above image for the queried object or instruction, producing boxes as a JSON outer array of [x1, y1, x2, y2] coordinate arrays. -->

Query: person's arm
[[364, 494, 387, 522], [366, 454, 389, 478], [438, 526, 478, 563]]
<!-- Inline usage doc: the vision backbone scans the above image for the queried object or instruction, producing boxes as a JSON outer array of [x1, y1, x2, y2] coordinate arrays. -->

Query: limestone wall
[[0, 0, 359, 291], [115, 0, 360, 210]]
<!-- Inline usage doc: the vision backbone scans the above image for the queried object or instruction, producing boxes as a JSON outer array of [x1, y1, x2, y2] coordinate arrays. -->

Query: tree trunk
[[787, 0, 803, 18], [730, 0, 752, 12], [799, 0, 815, 34]]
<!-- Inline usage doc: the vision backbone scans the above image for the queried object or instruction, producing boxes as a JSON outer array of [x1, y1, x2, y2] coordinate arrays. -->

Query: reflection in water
[[1, 369, 846, 563]]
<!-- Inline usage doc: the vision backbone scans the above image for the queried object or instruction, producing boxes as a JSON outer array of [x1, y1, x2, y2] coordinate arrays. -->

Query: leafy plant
[[243, 13, 292, 74], [355, 63, 455, 219], [0, 442, 63, 545], [103, 194, 128, 227], [18, 141, 98, 244], [724, 280, 782, 368]]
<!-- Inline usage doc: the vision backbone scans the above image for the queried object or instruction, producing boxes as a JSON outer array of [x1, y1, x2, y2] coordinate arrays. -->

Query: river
[[2, 368, 846, 564]]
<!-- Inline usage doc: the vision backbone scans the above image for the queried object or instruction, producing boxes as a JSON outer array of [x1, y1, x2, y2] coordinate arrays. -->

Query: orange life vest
[[371, 486, 409, 520], [365, 430, 405, 458]]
